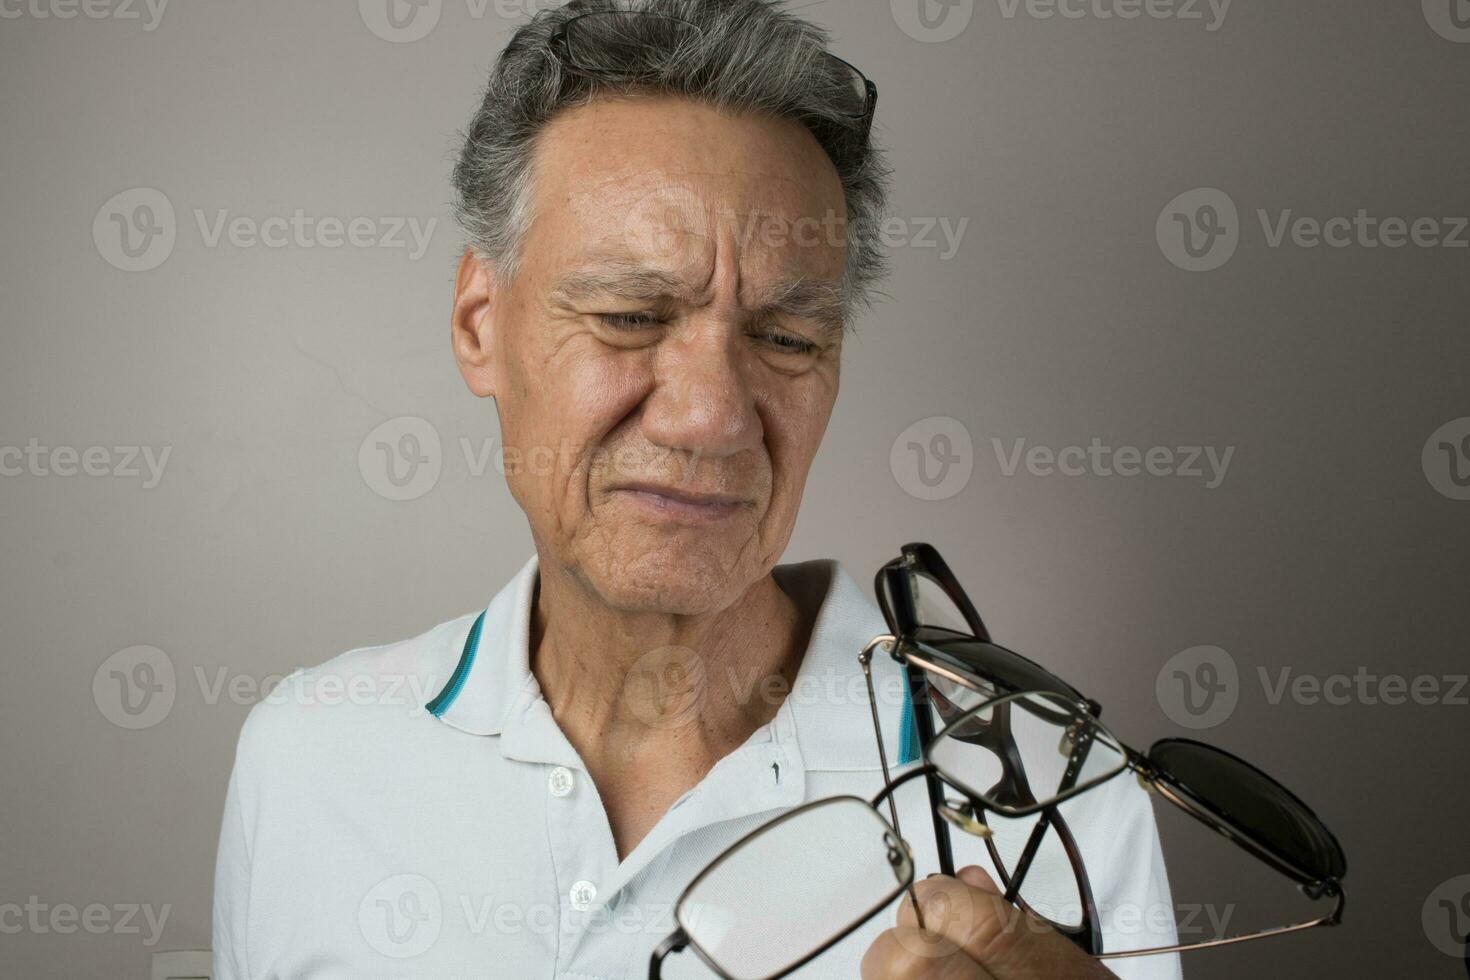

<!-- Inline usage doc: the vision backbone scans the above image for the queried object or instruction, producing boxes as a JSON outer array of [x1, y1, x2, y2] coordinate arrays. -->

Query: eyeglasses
[[548, 10, 878, 149], [868, 542, 1348, 958], [646, 681, 1345, 979], [647, 750, 1004, 980]]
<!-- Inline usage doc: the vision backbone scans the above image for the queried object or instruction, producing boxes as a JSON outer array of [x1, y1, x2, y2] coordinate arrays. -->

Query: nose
[[639, 320, 762, 461]]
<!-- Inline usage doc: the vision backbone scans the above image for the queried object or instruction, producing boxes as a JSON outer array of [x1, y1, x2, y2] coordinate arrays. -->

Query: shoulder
[[229, 610, 478, 778]]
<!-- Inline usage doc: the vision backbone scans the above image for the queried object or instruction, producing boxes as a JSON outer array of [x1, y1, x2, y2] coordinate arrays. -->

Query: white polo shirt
[[213, 555, 1181, 979]]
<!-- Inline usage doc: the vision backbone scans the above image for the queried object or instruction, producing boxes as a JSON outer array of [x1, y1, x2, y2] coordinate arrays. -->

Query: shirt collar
[[425, 553, 910, 770]]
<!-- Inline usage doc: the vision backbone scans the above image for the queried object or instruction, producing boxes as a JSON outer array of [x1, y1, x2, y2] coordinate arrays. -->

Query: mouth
[[609, 482, 752, 524]]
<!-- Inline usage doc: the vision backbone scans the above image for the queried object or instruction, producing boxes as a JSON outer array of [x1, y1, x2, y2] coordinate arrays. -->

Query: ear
[[451, 247, 500, 398]]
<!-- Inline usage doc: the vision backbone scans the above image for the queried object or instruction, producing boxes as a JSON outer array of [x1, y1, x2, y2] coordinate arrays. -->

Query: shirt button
[[548, 766, 575, 798], [569, 880, 597, 912]]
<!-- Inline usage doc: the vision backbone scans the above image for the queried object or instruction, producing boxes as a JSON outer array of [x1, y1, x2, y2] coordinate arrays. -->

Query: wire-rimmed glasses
[[647, 795, 914, 980], [548, 10, 878, 149]]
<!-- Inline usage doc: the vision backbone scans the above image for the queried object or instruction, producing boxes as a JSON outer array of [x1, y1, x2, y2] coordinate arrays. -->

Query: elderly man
[[212, 2, 1179, 977]]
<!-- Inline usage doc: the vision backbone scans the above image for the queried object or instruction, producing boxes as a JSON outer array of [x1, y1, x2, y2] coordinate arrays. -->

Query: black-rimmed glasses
[[548, 10, 878, 149]]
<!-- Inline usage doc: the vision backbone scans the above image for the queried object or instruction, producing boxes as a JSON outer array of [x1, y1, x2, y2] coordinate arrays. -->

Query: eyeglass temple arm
[[1096, 886, 1346, 960], [648, 928, 687, 980]]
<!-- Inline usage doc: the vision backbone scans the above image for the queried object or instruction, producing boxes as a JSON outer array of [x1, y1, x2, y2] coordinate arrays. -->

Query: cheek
[[502, 338, 652, 468], [759, 373, 838, 499]]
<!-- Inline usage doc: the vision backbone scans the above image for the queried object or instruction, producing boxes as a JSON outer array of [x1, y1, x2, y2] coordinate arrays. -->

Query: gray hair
[[450, 0, 890, 323]]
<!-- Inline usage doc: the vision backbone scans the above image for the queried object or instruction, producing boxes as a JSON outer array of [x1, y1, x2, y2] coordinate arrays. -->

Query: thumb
[[900, 867, 1115, 980]]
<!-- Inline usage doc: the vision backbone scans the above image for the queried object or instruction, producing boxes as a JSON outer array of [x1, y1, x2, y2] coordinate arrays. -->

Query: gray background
[[2, 0, 1468, 976]]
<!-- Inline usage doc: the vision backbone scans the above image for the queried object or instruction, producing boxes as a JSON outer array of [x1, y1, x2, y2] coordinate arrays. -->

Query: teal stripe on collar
[[898, 678, 921, 765], [427, 610, 485, 717]]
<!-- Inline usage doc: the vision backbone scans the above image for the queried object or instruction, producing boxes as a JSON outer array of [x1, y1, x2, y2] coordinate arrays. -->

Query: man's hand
[[861, 866, 1117, 980]]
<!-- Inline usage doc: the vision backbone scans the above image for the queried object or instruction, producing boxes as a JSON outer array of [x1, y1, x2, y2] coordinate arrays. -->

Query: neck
[[530, 556, 811, 758]]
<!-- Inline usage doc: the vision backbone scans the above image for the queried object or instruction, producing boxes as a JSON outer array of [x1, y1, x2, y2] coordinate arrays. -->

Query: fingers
[[861, 925, 996, 980], [889, 867, 1115, 980]]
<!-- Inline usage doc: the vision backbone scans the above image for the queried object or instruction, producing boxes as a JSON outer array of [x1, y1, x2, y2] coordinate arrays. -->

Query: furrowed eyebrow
[[549, 258, 847, 336], [548, 258, 693, 305], [752, 277, 847, 338]]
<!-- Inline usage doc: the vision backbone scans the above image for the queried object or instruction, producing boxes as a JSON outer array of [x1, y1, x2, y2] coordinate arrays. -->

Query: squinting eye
[[598, 312, 665, 330], [756, 330, 817, 355]]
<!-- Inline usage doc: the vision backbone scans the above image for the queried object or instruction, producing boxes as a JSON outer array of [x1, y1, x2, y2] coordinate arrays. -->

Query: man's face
[[454, 96, 849, 616]]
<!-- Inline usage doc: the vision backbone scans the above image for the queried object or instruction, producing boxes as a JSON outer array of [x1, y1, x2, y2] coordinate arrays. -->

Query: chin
[[583, 537, 758, 617]]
